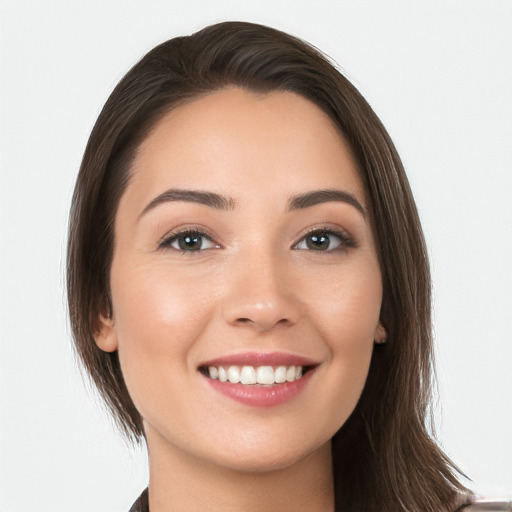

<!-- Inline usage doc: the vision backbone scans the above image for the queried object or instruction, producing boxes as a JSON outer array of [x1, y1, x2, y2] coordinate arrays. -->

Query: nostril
[[234, 316, 293, 329]]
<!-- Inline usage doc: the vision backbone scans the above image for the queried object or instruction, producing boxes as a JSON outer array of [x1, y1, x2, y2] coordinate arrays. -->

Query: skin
[[95, 88, 385, 512]]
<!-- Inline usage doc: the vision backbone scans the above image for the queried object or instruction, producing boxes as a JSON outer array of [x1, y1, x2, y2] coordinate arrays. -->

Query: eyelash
[[158, 228, 219, 252], [158, 226, 357, 253], [294, 227, 357, 252]]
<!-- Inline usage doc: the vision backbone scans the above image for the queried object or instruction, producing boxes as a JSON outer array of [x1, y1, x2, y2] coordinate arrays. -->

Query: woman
[[67, 21, 489, 512]]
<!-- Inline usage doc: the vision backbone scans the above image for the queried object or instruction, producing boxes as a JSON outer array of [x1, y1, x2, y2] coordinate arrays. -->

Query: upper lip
[[198, 351, 319, 368]]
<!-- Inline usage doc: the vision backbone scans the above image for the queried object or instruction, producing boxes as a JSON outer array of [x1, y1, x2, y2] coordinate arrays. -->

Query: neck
[[145, 424, 335, 512]]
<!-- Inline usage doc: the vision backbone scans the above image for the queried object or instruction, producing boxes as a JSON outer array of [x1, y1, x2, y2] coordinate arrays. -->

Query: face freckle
[[98, 87, 384, 473]]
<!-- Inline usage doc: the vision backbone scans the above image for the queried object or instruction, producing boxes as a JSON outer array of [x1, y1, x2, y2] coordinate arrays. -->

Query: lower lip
[[202, 370, 314, 407]]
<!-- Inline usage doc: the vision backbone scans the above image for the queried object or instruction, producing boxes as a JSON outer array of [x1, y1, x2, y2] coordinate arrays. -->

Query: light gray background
[[1, 1, 511, 511]]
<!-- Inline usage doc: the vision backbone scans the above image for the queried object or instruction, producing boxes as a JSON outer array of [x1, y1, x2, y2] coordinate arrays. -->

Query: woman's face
[[96, 88, 384, 472]]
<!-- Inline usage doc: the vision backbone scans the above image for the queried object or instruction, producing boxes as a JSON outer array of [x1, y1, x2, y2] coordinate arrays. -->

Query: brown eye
[[160, 230, 218, 252], [176, 234, 204, 251], [305, 233, 333, 251], [294, 229, 354, 252]]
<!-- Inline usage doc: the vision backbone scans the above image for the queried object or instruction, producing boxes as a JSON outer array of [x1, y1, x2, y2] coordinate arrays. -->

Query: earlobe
[[374, 322, 387, 345], [93, 313, 118, 352]]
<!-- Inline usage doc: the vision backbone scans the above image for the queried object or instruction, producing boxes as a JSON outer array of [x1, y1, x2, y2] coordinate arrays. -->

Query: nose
[[221, 252, 302, 332]]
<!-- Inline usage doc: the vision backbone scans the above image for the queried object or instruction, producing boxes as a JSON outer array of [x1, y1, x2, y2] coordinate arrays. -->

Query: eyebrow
[[138, 187, 366, 220], [139, 189, 235, 220], [288, 189, 367, 216]]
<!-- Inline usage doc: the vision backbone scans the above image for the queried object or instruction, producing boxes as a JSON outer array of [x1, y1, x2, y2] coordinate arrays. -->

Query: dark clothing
[[129, 488, 148, 512], [128, 488, 511, 512]]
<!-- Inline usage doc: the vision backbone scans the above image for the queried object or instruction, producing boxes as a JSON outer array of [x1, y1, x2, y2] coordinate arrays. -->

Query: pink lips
[[199, 351, 317, 368], [198, 352, 318, 408]]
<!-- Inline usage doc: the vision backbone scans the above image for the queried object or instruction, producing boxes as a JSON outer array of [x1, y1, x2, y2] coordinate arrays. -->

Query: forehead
[[127, 87, 365, 206]]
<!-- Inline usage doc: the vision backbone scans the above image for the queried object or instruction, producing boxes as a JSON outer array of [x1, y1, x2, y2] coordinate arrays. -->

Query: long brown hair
[[67, 21, 472, 511]]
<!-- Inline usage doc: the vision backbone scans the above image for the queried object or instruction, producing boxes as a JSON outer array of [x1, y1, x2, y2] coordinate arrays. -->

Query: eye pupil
[[306, 233, 330, 250], [179, 235, 202, 250]]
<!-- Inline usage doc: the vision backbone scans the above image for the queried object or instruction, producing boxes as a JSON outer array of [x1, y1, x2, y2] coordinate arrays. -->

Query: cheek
[[308, 265, 382, 408], [310, 264, 383, 350], [112, 257, 216, 336], [109, 260, 216, 405]]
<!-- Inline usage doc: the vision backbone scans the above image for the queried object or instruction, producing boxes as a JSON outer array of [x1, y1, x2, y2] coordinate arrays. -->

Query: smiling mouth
[[198, 364, 316, 386]]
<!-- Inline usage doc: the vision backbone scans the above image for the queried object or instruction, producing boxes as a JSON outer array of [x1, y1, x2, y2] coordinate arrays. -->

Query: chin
[[214, 447, 323, 474], [201, 430, 332, 474]]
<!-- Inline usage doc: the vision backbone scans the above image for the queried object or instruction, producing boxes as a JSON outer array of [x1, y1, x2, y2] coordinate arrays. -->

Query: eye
[[159, 229, 219, 252], [294, 229, 355, 252]]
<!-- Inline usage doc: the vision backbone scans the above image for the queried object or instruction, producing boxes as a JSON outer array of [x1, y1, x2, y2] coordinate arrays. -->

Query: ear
[[374, 321, 387, 345], [93, 311, 118, 352]]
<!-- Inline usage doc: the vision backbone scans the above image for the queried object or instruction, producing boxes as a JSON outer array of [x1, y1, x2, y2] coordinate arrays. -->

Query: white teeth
[[228, 366, 241, 383], [256, 366, 275, 385], [274, 366, 287, 384], [240, 366, 257, 385], [205, 364, 305, 385], [218, 367, 228, 382]]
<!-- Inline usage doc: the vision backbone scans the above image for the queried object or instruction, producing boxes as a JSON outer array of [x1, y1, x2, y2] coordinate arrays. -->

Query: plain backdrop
[[1, 1, 511, 511]]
